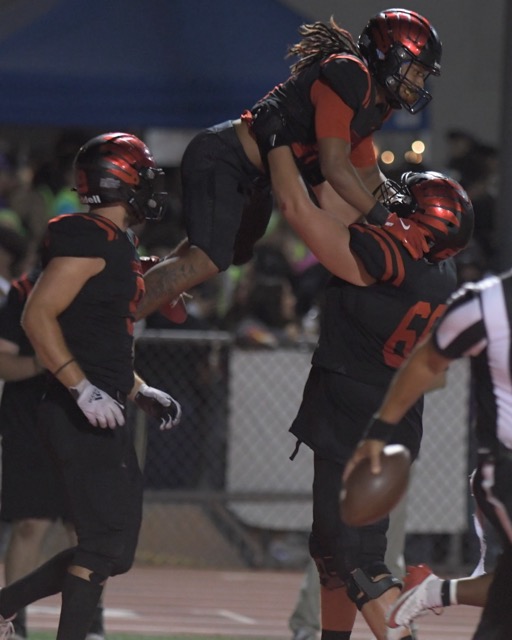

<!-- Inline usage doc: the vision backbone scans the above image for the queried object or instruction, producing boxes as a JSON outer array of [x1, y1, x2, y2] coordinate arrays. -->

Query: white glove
[[134, 383, 182, 430], [70, 378, 125, 429]]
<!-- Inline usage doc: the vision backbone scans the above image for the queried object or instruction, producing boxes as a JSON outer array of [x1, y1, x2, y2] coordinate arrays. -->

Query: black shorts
[[0, 388, 70, 522], [290, 366, 423, 464], [181, 120, 273, 271], [37, 382, 143, 573]]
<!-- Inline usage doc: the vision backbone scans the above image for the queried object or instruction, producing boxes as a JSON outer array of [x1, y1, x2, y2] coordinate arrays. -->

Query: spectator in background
[[38, 130, 90, 218], [444, 130, 499, 272], [0, 267, 105, 640], [0, 216, 27, 305], [223, 245, 303, 348], [444, 129, 479, 181], [9, 131, 91, 268]]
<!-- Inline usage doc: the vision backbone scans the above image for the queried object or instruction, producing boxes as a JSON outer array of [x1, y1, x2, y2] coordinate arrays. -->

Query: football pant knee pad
[[311, 553, 346, 590], [309, 535, 350, 589], [346, 563, 402, 610]]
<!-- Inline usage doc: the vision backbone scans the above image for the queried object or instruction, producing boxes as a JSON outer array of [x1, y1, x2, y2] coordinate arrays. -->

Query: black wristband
[[363, 415, 396, 442], [366, 201, 390, 225]]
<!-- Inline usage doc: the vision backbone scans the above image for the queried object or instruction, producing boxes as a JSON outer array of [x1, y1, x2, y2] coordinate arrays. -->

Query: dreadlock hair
[[287, 16, 361, 74]]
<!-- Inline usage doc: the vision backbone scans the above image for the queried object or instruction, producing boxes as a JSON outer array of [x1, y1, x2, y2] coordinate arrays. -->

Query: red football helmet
[[376, 171, 474, 262], [73, 132, 167, 222], [358, 8, 442, 113]]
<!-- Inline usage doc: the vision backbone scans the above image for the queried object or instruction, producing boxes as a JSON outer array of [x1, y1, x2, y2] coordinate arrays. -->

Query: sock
[[57, 573, 104, 640], [321, 632, 351, 640], [440, 579, 457, 606], [88, 601, 105, 635], [433, 580, 458, 607], [12, 606, 26, 637], [0, 548, 75, 619]]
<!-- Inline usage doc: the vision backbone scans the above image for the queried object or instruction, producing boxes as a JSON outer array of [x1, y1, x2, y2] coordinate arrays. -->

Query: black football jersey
[[312, 224, 458, 386], [41, 213, 144, 395], [254, 54, 390, 172]]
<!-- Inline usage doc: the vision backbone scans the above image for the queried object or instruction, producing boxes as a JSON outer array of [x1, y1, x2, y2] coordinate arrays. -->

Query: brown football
[[340, 444, 411, 527]]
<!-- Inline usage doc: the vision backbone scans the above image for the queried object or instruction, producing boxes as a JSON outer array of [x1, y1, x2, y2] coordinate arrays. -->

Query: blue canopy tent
[[0, 0, 306, 128]]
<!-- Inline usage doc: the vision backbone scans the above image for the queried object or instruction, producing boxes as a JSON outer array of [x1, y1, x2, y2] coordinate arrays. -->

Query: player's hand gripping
[[383, 212, 432, 260], [343, 439, 386, 482], [134, 383, 182, 430], [70, 379, 125, 429]]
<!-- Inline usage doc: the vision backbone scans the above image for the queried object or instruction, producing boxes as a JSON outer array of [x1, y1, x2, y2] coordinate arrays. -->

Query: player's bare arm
[[312, 180, 365, 225], [317, 137, 379, 216], [357, 162, 388, 195], [135, 245, 218, 320], [378, 336, 452, 424], [0, 338, 41, 381], [22, 256, 104, 387], [268, 146, 375, 287]]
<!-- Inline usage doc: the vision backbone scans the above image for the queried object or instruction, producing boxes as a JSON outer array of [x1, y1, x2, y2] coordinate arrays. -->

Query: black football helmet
[[376, 171, 474, 262], [73, 132, 167, 222], [358, 8, 442, 113]]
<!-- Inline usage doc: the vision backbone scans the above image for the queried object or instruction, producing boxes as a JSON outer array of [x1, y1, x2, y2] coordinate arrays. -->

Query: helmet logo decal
[[100, 177, 121, 190]]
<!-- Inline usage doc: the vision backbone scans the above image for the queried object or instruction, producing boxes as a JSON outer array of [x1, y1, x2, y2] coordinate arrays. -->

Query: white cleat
[[387, 564, 443, 629]]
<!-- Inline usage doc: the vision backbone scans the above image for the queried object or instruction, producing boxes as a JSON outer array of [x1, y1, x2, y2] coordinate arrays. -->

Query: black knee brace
[[346, 563, 402, 610]]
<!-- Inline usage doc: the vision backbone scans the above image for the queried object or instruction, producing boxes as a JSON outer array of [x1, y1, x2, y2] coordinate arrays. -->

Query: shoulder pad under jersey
[[319, 54, 372, 110], [45, 213, 120, 260], [349, 223, 410, 285]]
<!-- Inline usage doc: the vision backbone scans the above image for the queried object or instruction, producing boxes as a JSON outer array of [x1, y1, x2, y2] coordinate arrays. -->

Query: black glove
[[250, 102, 290, 166], [134, 383, 182, 430]]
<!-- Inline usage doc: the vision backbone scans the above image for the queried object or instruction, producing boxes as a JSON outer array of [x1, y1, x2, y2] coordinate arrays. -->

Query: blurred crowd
[[0, 127, 500, 346]]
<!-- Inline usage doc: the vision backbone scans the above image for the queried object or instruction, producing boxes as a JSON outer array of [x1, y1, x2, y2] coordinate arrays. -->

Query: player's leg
[[311, 456, 408, 640], [385, 492, 408, 580], [288, 557, 320, 640], [37, 384, 143, 640], [0, 391, 73, 639], [4, 518, 53, 638], [472, 546, 512, 640], [288, 495, 410, 640], [471, 447, 512, 638], [309, 454, 357, 640], [136, 121, 270, 320], [387, 565, 491, 628], [63, 522, 105, 640]]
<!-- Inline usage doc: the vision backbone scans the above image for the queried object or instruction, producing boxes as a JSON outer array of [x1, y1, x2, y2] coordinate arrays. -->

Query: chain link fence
[[131, 330, 485, 573]]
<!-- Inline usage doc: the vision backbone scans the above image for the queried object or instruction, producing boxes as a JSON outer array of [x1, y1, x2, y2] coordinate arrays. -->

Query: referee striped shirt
[[432, 270, 512, 450]]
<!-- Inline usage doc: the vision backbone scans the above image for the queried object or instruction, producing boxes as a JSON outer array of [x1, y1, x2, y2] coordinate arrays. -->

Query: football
[[340, 444, 411, 527]]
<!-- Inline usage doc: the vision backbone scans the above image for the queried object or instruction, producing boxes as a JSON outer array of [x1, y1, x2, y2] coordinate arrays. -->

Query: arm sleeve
[[349, 224, 409, 284]]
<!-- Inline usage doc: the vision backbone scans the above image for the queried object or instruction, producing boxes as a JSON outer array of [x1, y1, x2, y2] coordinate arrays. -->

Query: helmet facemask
[[382, 47, 435, 114], [374, 178, 415, 218], [359, 9, 442, 114], [128, 166, 168, 223]]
